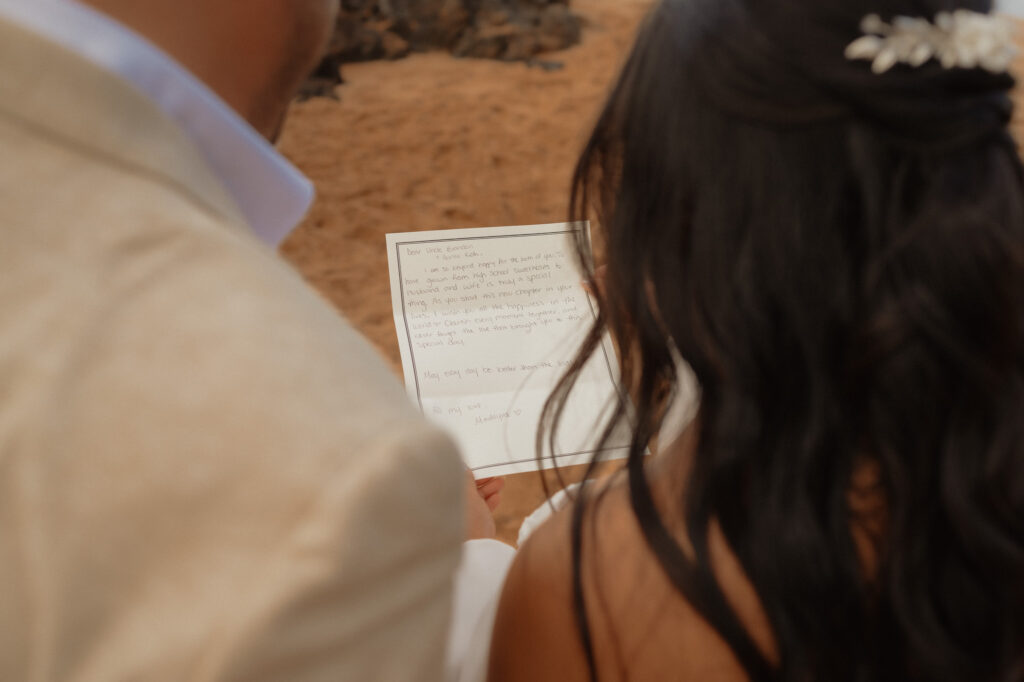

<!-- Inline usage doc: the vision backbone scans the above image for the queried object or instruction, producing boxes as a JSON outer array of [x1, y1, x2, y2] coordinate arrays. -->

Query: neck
[[76, 0, 284, 138]]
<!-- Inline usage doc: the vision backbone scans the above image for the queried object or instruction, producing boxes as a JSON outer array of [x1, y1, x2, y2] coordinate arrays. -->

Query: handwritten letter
[[387, 223, 627, 477]]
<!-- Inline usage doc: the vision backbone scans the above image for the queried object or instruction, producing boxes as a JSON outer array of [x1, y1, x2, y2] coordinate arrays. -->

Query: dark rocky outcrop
[[299, 0, 582, 100]]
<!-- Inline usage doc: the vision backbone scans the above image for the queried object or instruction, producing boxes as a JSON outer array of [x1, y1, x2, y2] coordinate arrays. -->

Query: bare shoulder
[[487, 492, 590, 682], [486, 476, 675, 681], [489, 462, 765, 681]]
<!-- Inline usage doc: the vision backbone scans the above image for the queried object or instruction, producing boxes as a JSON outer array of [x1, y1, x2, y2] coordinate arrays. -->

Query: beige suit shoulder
[[0, 72, 463, 680]]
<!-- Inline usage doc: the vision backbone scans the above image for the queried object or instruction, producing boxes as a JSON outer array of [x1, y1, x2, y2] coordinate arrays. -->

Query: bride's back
[[488, 0, 1024, 680]]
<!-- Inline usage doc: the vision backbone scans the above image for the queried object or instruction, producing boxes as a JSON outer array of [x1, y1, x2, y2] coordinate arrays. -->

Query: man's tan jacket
[[0, 17, 463, 681]]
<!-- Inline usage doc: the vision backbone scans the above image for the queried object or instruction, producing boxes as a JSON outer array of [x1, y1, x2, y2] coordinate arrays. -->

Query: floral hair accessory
[[845, 9, 1017, 75]]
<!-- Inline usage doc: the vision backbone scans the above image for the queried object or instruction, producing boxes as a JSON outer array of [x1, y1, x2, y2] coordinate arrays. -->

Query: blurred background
[[275, 0, 1024, 544]]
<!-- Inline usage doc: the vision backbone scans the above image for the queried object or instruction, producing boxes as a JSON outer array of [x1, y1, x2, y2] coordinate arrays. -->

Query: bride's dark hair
[[541, 0, 1024, 680]]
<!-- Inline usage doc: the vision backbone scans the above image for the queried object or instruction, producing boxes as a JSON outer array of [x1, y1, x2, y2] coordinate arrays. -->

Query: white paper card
[[387, 223, 628, 477]]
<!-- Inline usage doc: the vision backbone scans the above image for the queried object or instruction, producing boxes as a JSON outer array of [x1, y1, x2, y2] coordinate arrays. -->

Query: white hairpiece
[[844, 9, 1017, 75]]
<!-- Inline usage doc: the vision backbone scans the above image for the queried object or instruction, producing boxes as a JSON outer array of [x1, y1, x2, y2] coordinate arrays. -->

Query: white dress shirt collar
[[0, 0, 313, 247], [1000, 0, 1024, 17]]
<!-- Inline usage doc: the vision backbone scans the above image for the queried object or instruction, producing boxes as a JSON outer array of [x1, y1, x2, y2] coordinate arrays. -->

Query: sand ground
[[276, 3, 1024, 545], [276, 0, 653, 544]]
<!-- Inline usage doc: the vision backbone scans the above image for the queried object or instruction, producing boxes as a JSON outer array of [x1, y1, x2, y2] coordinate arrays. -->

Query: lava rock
[[302, 0, 582, 99]]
